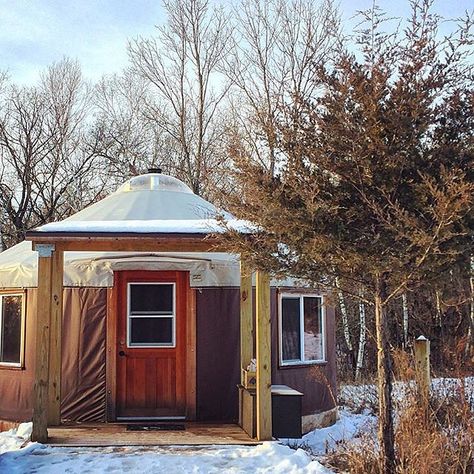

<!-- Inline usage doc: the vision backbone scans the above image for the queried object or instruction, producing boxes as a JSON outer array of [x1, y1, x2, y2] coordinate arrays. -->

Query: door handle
[[118, 351, 126, 357]]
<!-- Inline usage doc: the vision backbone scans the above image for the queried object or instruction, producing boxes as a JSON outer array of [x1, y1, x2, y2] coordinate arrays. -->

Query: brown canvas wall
[[61, 288, 107, 421], [196, 288, 241, 422], [270, 290, 337, 416], [0, 288, 107, 423], [195, 288, 337, 422], [0, 285, 335, 424], [0, 290, 37, 421]]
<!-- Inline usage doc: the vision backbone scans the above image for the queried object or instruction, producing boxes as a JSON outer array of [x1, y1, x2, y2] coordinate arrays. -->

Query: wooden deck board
[[47, 423, 259, 447]]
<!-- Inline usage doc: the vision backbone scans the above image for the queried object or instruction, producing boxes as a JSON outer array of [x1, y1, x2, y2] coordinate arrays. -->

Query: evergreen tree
[[222, 1, 474, 471]]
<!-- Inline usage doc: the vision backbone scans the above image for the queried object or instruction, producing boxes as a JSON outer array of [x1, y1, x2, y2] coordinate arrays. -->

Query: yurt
[[0, 171, 337, 442]]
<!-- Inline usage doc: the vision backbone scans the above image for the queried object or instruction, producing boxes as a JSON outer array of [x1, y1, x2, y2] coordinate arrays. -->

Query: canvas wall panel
[[196, 288, 241, 422], [0, 290, 36, 421], [0, 288, 107, 423], [270, 290, 337, 416], [61, 288, 107, 421]]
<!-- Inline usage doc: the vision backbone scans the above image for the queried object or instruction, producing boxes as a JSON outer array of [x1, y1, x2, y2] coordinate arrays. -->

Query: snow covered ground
[[0, 422, 32, 455], [282, 408, 376, 457], [339, 376, 474, 412], [0, 414, 373, 473], [0, 424, 331, 474], [1, 377, 471, 473]]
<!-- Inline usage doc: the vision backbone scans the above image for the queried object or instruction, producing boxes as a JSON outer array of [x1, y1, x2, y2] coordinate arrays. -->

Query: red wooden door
[[116, 270, 188, 419]]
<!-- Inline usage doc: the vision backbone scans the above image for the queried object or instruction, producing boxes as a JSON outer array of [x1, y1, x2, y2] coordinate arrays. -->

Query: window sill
[[0, 363, 24, 371], [279, 361, 327, 369]]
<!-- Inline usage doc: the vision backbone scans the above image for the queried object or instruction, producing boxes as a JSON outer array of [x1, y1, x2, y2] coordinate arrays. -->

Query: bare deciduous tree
[[128, 0, 232, 199], [91, 71, 177, 188], [224, 0, 341, 176], [0, 58, 105, 248]]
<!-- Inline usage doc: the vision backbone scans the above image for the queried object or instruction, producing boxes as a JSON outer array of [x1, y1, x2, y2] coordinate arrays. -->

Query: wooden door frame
[[105, 271, 196, 422]]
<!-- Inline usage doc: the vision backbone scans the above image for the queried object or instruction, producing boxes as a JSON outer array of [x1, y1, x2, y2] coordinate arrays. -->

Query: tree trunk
[[375, 276, 396, 473], [467, 256, 474, 356], [355, 295, 366, 381], [435, 290, 442, 328], [335, 278, 354, 374], [401, 293, 409, 349]]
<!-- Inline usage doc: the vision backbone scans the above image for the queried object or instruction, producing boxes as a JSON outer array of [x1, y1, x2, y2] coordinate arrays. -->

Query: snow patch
[[282, 409, 376, 456], [340, 376, 474, 412], [35, 218, 256, 234], [0, 441, 331, 473], [0, 422, 32, 454]]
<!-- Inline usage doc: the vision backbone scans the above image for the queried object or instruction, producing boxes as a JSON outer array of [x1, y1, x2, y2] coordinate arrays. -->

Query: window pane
[[303, 297, 323, 360], [281, 298, 301, 361], [130, 284, 173, 313], [1, 296, 22, 363], [130, 317, 173, 345]]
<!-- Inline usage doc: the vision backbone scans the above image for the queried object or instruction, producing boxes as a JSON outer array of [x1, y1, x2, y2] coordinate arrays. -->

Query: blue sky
[[0, 0, 472, 85]]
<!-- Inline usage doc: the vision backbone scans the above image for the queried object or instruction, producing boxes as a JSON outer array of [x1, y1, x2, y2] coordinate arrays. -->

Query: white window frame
[[127, 282, 176, 348], [0, 292, 26, 368], [278, 292, 326, 366]]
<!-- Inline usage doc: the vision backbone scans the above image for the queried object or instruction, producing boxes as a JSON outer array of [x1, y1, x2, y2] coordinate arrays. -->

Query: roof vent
[[117, 173, 194, 194], [148, 167, 162, 174]]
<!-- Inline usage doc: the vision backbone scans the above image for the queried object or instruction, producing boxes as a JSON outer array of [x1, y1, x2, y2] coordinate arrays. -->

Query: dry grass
[[395, 395, 473, 474], [326, 390, 473, 473], [326, 351, 474, 474]]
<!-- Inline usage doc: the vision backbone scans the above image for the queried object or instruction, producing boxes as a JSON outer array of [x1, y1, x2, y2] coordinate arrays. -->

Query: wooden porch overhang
[[25, 231, 272, 445], [25, 231, 223, 252]]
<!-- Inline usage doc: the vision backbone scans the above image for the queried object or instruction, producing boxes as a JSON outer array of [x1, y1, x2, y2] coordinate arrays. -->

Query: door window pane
[[281, 298, 301, 361], [130, 284, 173, 313], [303, 297, 323, 361], [128, 283, 175, 347], [1, 295, 22, 364], [130, 317, 173, 345]]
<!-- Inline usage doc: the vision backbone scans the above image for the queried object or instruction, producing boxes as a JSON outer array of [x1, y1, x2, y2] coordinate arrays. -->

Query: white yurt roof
[[34, 173, 245, 234], [0, 172, 298, 288]]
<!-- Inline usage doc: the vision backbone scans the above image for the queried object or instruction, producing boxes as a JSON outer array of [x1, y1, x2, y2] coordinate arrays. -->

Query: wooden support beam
[[239, 262, 254, 429], [240, 261, 253, 382], [186, 288, 197, 420], [26, 235, 222, 253], [31, 249, 54, 443], [48, 249, 64, 426], [255, 271, 272, 441]]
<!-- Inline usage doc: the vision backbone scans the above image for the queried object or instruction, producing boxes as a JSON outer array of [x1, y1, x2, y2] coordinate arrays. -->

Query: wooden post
[[239, 261, 254, 428], [48, 249, 63, 426], [414, 335, 431, 402], [256, 271, 272, 441], [31, 244, 55, 442], [240, 261, 253, 382]]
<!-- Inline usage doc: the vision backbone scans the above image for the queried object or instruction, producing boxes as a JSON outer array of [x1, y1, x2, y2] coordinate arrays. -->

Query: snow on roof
[[36, 218, 255, 234]]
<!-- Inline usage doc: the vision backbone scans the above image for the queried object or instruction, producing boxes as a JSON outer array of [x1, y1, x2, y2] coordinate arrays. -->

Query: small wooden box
[[242, 369, 257, 389]]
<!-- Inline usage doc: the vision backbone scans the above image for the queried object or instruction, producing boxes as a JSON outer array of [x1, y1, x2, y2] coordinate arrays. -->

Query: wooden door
[[116, 270, 188, 419]]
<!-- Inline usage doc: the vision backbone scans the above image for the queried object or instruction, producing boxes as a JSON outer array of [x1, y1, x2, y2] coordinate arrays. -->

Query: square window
[[0, 294, 24, 366], [279, 294, 325, 365], [127, 283, 175, 347], [130, 284, 173, 313]]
